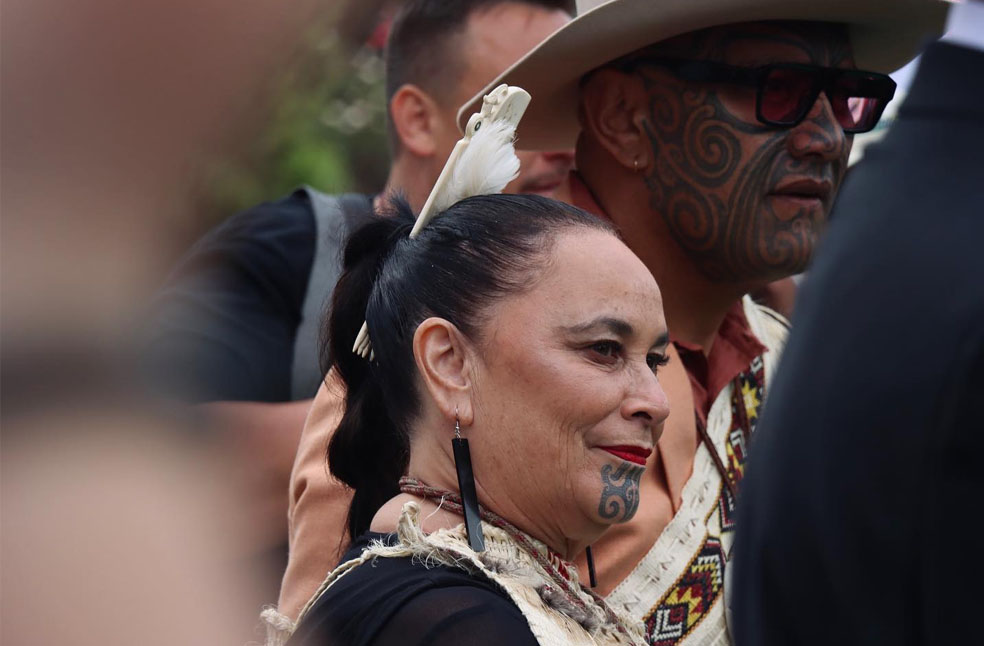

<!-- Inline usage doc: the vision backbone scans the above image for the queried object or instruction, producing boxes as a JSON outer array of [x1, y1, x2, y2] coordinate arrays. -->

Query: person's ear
[[389, 84, 442, 157], [579, 68, 651, 173], [412, 317, 476, 426]]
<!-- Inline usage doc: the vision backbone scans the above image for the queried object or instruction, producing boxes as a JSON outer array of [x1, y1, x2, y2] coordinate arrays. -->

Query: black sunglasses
[[619, 57, 897, 134]]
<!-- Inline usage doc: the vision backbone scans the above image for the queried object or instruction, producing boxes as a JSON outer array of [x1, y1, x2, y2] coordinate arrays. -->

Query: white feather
[[430, 119, 519, 215], [360, 92, 526, 359]]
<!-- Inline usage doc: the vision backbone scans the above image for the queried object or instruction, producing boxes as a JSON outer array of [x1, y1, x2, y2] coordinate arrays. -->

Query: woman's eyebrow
[[650, 332, 671, 350], [560, 316, 634, 337]]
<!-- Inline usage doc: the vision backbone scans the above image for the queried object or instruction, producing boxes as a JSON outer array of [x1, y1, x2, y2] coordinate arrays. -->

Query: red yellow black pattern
[[644, 357, 766, 645]]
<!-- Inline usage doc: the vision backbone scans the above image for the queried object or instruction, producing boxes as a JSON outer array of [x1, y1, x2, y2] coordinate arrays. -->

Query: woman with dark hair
[[287, 193, 670, 646]]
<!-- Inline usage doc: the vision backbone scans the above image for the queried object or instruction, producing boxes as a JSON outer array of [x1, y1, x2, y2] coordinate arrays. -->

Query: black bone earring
[[452, 408, 485, 552]]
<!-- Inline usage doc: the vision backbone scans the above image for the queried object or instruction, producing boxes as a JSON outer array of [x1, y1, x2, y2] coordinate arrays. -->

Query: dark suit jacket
[[732, 42, 984, 645]]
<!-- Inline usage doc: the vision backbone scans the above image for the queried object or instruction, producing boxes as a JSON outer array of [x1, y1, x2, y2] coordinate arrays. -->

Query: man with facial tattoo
[[733, 1, 984, 643], [276, 1, 947, 644]]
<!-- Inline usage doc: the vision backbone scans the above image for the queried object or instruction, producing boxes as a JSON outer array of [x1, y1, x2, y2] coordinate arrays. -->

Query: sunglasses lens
[[760, 67, 818, 125], [759, 66, 896, 133], [828, 73, 896, 133], [831, 96, 879, 132]]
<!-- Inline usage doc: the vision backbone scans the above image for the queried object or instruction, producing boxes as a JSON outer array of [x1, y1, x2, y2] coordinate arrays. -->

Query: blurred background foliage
[[186, 6, 393, 241]]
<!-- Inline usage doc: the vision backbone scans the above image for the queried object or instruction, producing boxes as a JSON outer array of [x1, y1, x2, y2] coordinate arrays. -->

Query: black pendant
[[585, 545, 598, 588], [452, 437, 485, 552]]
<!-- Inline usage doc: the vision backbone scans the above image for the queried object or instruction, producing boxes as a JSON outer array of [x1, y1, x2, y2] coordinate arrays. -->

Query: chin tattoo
[[637, 24, 851, 283], [598, 462, 644, 522]]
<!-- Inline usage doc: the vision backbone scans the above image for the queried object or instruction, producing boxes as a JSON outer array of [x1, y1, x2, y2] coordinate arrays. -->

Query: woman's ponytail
[[322, 205, 414, 540]]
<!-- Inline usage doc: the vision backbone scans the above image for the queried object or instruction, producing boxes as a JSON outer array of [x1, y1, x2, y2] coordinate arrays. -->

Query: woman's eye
[[588, 341, 621, 362], [646, 353, 670, 373]]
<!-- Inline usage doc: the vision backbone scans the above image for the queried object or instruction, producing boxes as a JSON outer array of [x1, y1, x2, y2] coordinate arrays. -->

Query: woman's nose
[[622, 370, 670, 428]]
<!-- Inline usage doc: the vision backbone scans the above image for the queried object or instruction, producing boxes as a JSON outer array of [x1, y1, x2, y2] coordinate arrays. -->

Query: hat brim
[[459, 0, 948, 150]]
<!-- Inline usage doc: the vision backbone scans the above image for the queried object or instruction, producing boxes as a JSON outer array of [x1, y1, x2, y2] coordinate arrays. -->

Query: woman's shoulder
[[290, 538, 538, 646]]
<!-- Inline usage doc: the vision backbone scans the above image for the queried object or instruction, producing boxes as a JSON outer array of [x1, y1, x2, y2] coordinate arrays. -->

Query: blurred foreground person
[[1, 0, 333, 643], [733, 2, 983, 644], [281, 0, 944, 642], [143, 0, 573, 566], [289, 193, 669, 646]]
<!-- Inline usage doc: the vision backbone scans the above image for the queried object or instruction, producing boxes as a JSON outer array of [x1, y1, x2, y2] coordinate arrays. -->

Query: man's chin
[[522, 186, 561, 198]]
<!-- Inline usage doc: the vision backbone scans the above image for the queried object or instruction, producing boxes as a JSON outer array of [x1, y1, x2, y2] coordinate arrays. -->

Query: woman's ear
[[579, 68, 652, 173], [412, 317, 475, 426], [389, 84, 442, 157]]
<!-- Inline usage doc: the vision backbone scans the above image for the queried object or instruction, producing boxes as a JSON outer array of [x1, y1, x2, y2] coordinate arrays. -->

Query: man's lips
[[520, 177, 563, 196], [769, 178, 832, 202], [599, 445, 652, 466]]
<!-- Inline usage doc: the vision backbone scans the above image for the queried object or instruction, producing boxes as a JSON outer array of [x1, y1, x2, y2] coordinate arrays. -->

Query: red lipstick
[[600, 445, 652, 466]]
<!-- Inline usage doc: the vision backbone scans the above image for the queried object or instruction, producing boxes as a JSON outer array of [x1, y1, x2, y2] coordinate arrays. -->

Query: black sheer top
[[287, 533, 539, 646]]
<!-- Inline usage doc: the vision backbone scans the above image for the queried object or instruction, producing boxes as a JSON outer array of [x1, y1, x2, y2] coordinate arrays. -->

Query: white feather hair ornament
[[352, 85, 531, 360], [427, 119, 521, 216]]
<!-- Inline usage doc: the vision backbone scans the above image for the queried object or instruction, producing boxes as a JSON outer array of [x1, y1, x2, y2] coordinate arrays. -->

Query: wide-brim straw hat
[[459, 0, 949, 150]]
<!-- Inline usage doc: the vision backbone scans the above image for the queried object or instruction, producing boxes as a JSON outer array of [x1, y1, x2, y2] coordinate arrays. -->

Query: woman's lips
[[599, 445, 652, 466]]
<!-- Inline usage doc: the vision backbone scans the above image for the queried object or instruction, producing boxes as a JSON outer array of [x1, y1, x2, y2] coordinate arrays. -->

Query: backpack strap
[[290, 187, 373, 400]]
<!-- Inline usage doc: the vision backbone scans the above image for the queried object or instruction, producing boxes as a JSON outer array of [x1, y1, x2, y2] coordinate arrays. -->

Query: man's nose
[[787, 92, 851, 163]]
